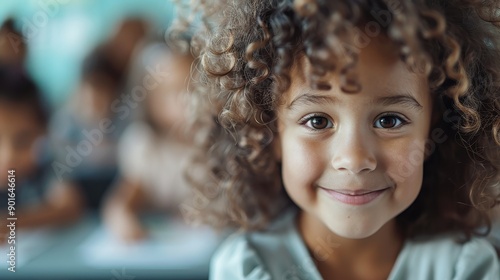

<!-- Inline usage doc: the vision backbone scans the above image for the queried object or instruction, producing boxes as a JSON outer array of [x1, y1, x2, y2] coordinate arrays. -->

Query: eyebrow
[[287, 91, 423, 111], [287, 92, 338, 110], [377, 94, 423, 110]]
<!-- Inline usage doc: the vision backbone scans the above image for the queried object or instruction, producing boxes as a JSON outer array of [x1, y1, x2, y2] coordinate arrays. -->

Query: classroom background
[[0, 1, 221, 280]]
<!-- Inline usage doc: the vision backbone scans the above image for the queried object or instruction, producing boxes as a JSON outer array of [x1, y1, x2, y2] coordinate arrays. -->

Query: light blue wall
[[0, 0, 175, 108]]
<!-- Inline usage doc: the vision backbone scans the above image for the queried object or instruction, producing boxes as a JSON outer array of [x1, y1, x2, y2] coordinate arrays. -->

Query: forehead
[[282, 36, 430, 105]]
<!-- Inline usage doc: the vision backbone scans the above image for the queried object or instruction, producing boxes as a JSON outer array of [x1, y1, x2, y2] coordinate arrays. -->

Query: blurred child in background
[[49, 49, 127, 211], [49, 16, 152, 212], [0, 64, 84, 243], [0, 19, 84, 243], [102, 43, 194, 242]]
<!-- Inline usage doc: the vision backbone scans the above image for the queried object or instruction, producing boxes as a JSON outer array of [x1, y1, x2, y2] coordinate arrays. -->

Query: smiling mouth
[[319, 187, 391, 205]]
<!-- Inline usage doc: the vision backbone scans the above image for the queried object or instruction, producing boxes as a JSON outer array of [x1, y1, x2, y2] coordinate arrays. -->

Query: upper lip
[[320, 187, 390, 196]]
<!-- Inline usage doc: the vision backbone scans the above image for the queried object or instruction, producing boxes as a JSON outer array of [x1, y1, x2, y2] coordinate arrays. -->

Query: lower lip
[[321, 188, 388, 205]]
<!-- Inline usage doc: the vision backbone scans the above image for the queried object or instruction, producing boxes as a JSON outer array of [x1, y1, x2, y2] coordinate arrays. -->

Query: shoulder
[[117, 122, 154, 172], [454, 237, 500, 279], [121, 121, 154, 143], [48, 108, 78, 140], [210, 209, 318, 280], [119, 122, 154, 155], [390, 234, 500, 280], [210, 233, 272, 280]]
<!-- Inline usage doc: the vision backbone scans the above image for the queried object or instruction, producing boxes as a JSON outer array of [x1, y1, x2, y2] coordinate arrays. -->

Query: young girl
[[49, 49, 126, 210], [102, 43, 195, 242], [183, 0, 500, 279]]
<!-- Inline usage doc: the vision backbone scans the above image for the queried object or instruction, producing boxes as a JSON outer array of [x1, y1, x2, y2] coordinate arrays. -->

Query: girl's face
[[276, 37, 433, 239], [147, 55, 191, 133]]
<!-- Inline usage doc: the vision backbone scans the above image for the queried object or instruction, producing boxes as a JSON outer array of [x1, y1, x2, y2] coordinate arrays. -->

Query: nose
[[331, 127, 377, 174]]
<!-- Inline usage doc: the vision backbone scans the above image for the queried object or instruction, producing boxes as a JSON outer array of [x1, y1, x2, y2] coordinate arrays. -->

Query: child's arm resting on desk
[[102, 177, 147, 242], [15, 180, 85, 228]]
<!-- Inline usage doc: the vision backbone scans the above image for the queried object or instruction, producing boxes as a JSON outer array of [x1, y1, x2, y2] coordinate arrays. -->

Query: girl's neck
[[298, 211, 404, 280]]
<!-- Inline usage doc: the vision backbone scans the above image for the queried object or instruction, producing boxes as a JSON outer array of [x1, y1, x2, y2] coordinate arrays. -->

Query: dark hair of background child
[[0, 64, 47, 126], [81, 48, 125, 92]]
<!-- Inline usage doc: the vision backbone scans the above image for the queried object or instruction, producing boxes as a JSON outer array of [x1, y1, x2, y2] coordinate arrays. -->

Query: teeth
[[347, 192, 370, 196], [340, 189, 384, 196], [319, 186, 389, 196]]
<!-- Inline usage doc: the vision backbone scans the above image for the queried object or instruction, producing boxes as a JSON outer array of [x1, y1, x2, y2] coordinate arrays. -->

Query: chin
[[324, 219, 384, 240]]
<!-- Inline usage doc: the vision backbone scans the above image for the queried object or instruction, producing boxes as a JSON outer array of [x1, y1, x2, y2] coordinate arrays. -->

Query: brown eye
[[306, 116, 333, 130], [374, 115, 406, 129], [379, 117, 396, 128]]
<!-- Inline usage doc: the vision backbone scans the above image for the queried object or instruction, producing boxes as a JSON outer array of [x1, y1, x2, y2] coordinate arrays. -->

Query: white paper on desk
[[78, 219, 220, 269], [0, 228, 58, 268]]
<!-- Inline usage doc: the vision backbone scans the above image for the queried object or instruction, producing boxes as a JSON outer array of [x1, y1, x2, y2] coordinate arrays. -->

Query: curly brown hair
[[181, 0, 500, 239]]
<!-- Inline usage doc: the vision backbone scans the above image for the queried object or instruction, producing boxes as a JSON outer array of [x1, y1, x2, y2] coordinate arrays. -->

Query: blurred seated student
[[102, 43, 194, 242], [49, 49, 127, 211], [0, 64, 84, 244]]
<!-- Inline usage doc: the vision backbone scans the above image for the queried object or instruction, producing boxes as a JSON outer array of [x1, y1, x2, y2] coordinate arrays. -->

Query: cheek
[[281, 133, 326, 203], [383, 139, 426, 202]]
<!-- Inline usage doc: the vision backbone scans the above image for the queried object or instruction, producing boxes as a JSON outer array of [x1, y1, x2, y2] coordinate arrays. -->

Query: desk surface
[[0, 213, 221, 280]]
